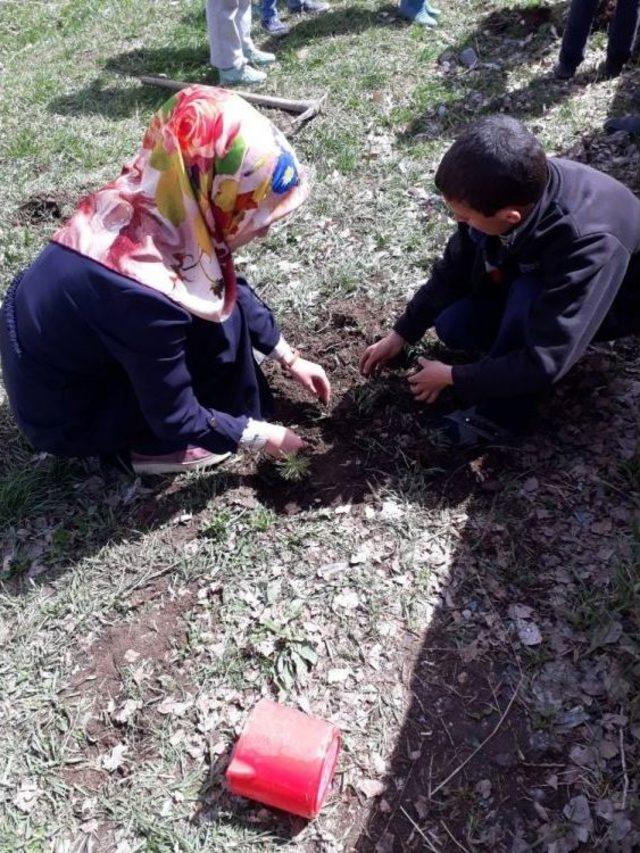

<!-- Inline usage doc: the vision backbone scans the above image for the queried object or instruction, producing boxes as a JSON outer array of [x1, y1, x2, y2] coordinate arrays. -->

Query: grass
[[1, 0, 640, 850]]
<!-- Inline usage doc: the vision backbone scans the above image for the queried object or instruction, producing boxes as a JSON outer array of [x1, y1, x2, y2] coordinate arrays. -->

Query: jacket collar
[[498, 159, 558, 252]]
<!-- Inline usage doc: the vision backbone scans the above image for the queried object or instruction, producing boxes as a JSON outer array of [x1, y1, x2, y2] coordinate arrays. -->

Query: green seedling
[[275, 453, 311, 482], [199, 509, 232, 542]]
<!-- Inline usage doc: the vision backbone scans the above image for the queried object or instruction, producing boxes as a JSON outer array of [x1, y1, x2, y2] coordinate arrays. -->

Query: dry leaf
[[13, 779, 42, 813], [515, 618, 542, 646], [334, 590, 359, 610], [157, 696, 194, 716], [112, 699, 141, 725], [101, 743, 128, 772], [475, 778, 492, 799], [358, 778, 385, 798], [563, 795, 593, 842], [327, 667, 351, 684]]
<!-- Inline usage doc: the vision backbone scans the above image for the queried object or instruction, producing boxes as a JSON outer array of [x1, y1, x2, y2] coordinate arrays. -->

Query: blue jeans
[[434, 276, 545, 431], [261, 0, 278, 24], [262, 0, 303, 21], [559, 0, 640, 70]]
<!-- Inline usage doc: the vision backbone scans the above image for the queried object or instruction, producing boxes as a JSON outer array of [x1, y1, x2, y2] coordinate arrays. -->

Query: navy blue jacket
[[394, 158, 640, 400], [0, 243, 280, 457]]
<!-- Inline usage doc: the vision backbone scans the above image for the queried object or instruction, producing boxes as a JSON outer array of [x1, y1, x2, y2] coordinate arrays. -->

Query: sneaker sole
[[132, 452, 231, 475]]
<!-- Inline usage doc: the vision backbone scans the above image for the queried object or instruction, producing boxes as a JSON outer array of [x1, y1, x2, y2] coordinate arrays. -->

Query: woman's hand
[[287, 358, 331, 404], [262, 423, 307, 458], [360, 331, 405, 377], [407, 358, 453, 404]]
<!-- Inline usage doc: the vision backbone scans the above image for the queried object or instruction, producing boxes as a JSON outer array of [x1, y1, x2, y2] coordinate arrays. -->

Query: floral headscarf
[[53, 85, 308, 321]]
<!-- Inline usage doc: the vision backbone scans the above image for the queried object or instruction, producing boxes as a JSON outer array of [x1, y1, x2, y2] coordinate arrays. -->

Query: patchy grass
[[2, 0, 640, 851]]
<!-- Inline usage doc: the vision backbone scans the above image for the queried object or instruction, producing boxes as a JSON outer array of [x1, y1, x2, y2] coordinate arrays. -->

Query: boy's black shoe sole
[[427, 407, 521, 450]]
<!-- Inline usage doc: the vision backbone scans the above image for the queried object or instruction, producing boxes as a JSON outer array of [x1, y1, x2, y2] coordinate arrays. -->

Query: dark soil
[[15, 193, 67, 225], [245, 299, 483, 514]]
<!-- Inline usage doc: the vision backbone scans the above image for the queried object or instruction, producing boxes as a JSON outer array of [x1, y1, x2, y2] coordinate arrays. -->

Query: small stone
[[475, 778, 492, 799], [494, 751, 517, 768], [459, 47, 479, 68]]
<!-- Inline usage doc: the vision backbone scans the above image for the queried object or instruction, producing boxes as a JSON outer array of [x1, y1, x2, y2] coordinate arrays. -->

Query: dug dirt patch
[[246, 299, 479, 514], [72, 588, 195, 701], [15, 193, 67, 225]]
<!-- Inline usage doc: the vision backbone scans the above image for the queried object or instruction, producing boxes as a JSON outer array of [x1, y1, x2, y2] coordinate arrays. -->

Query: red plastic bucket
[[226, 698, 341, 818]]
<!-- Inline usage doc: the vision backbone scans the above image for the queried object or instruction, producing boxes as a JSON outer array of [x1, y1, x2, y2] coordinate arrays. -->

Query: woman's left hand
[[407, 358, 453, 404], [288, 357, 331, 404]]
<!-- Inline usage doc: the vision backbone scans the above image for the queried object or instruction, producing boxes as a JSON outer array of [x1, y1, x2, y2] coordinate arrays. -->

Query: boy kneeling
[[361, 116, 640, 447]]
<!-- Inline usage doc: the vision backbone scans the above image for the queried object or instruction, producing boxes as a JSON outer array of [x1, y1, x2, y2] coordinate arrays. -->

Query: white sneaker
[[219, 65, 267, 86]]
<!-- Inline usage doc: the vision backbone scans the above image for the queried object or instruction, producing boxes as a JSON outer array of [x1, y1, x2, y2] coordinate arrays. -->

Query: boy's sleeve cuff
[[393, 316, 423, 346], [451, 363, 481, 401]]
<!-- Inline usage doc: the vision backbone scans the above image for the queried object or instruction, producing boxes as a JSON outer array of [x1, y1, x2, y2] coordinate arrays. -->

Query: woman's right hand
[[263, 423, 307, 458], [359, 331, 406, 377]]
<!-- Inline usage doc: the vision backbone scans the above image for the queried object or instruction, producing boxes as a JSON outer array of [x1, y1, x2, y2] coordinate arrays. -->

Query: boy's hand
[[407, 358, 453, 404], [360, 331, 406, 377], [288, 357, 331, 404], [263, 424, 307, 458]]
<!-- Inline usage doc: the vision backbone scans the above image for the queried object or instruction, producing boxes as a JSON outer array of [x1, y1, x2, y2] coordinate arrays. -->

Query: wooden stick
[[429, 678, 522, 799], [139, 75, 323, 115], [440, 821, 472, 853], [290, 93, 328, 133], [619, 724, 629, 809], [399, 807, 441, 853]]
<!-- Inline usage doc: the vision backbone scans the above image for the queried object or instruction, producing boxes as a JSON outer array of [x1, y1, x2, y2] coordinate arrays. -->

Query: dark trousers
[[559, 0, 640, 71], [434, 273, 640, 431], [435, 276, 544, 431]]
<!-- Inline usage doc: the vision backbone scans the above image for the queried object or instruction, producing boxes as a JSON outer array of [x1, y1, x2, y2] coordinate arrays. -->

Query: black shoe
[[554, 60, 576, 80], [604, 115, 640, 138], [598, 59, 624, 79], [428, 407, 519, 449]]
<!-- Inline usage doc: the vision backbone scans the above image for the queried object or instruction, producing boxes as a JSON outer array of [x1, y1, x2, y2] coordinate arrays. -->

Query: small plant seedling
[[275, 453, 311, 482], [199, 509, 232, 542]]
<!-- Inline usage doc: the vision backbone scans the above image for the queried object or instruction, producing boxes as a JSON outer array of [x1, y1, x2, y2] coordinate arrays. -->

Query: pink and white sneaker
[[130, 446, 231, 475]]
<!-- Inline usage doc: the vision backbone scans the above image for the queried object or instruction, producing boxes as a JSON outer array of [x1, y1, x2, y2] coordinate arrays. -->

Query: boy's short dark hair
[[434, 116, 548, 216]]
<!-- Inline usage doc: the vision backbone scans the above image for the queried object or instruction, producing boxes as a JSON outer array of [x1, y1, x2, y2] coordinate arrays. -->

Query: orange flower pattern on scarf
[[53, 85, 308, 321]]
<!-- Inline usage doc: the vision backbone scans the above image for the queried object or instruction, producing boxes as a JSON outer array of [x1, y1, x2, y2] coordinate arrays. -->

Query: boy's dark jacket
[[394, 158, 640, 400]]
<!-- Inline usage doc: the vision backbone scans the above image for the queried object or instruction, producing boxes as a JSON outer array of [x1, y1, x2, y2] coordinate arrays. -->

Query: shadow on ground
[[3, 290, 639, 846], [398, 0, 627, 145], [0, 298, 477, 595], [47, 4, 402, 121], [347, 336, 640, 849]]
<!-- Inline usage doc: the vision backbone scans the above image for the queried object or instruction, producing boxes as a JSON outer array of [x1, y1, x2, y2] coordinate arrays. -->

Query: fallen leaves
[[357, 778, 386, 798], [563, 795, 594, 843], [333, 589, 360, 611], [156, 696, 194, 717], [509, 603, 543, 646], [101, 743, 128, 773], [13, 779, 43, 813]]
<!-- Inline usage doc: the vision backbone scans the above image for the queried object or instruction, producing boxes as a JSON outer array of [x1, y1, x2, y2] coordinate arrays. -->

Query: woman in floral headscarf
[[0, 86, 330, 475]]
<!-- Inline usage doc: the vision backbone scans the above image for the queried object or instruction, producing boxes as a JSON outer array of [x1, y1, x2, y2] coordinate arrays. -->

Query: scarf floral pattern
[[53, 85, 308, 321]]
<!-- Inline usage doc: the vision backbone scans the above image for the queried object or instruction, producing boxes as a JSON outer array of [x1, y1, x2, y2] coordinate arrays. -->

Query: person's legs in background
[[555, 0, 599, 78], [605, 0, 640, 76], [398, 0, 438, 27], [261, 0, 290, 35], [206, 0, 269, 85], [237, 0, 276, 66]]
